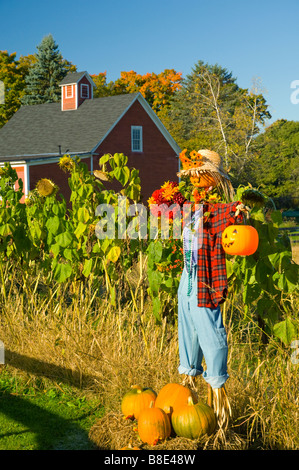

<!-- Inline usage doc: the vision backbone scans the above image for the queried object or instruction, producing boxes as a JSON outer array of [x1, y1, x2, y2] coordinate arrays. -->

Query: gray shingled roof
[[59, 71, 95, 86], [0, 93, 140, 160]]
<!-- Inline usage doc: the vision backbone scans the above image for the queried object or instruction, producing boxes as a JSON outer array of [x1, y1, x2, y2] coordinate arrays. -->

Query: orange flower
[[161, 181, 179, 201], [179, 149, 203, 170], [190, 150, 199, 159], [147, 196, 156, 206]]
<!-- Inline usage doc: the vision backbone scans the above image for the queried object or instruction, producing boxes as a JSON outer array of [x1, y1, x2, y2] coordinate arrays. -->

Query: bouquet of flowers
[[147, 181, 187, 220]]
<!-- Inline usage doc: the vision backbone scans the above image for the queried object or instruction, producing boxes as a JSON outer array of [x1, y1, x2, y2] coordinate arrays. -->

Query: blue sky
[[1, 0, 298, 123]]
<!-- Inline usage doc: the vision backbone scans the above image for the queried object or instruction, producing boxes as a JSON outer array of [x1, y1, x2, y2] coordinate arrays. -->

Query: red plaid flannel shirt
[[196, 201, 244, 308]]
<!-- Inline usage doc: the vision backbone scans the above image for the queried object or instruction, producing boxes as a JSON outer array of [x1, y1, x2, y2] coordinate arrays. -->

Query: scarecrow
[[176, 149, 250, 432]]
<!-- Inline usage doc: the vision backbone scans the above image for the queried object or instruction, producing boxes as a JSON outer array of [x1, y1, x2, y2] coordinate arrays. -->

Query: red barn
[[0, 71, 181, 203]]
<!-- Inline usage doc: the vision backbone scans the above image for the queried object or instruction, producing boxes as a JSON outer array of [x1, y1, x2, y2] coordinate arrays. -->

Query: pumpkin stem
[[187, 396, 194, 406], [131, 385, 142, 393]]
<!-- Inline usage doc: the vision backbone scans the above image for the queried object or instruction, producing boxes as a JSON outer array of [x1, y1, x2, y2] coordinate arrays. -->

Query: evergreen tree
[[21, 34, 70, 105]]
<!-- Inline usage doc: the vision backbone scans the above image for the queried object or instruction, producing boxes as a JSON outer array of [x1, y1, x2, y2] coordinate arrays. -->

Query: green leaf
[[50, 243, 60, 258], [113, 167, 130, 186], [243, 282, 261, 304], [106, 245, 121, 263], [55, 231, 73, 248], [152, 296, 161, 323], [82, 258, 93, 277], [273, 318, 297, 345], [0, 223, 13, 236], [271, 210, 283, 226], [148, 270, 163, 294], [149, 240, 163, 263], [77, 207, 90, 224], [225, 259, 233, 280], [99, 153, 111, 166], [74, 221, 87, 239], [63, 248, 74, 261], [46, 216, 60, 235], [53, 261, 73, 283], [114, 153, 127, 167]]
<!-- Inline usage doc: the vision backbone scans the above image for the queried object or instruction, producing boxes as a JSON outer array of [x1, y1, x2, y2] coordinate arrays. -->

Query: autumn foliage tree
[[91, 69, 182, 114], [0, 51, 27, 128]]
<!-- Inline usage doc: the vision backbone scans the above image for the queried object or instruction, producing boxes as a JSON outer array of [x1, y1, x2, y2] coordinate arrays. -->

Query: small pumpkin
[[171, 396, 216, 439], [222, 224, 259, 256], [154, 383, 198, 419], [121, 443, 141, 450], [138, 401, 171, 445], [190, 174, 216, 188], [121, 385, 157, 420]]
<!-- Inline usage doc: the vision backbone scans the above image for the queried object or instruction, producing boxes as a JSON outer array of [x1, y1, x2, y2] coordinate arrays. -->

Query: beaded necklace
[[182, 213, 198, 296]]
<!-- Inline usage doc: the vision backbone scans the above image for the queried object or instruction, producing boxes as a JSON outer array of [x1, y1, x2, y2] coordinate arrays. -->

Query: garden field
[[0, 155, 298, 450]]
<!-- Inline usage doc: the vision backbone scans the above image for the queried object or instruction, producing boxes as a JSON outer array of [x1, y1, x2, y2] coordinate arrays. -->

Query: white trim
[[61, 83, 77, 110], [0, 160, 26, 165], [0, 152, 92, 162], [26, 154, 91, 166], [131, 125, 143, 152], [24, 163, 29, 196]]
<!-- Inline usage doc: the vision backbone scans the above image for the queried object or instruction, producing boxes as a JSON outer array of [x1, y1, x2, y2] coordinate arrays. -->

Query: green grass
[[0, 370, 104, 450]]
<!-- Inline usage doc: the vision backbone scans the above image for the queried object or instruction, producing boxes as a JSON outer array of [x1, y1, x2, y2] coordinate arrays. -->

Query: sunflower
[[58, 155, 75, 173], [36, 178, 56, 197]]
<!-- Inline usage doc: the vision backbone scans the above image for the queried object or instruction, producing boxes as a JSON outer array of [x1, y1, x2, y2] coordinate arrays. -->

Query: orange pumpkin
[[222, 224, 259, 256], [121, 385, 157, 420], [171, 396, 216, 439], [138, 402, 171, 445], [155, 383, 198, 419], [190, 174, 216, 188]]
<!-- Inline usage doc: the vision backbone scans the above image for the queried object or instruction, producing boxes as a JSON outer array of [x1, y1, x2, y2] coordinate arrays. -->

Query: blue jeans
[[178, 265, 229, 389]]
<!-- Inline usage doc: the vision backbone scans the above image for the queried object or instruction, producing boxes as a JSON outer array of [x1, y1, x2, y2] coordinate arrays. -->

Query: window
[[66, 85, 73, 98], [81, 83, 89, 99], [131, 126, 143, 152]]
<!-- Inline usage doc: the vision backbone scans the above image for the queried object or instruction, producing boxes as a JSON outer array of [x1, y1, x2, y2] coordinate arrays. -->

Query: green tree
[[161, 60, 271, 185], [252, 119, 299, 208], [21, 34, 75, 105]]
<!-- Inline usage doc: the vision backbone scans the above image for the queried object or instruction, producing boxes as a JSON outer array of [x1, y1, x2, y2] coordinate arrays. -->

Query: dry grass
[[292, 244, 299, 264], [0, 274, 298, 450]]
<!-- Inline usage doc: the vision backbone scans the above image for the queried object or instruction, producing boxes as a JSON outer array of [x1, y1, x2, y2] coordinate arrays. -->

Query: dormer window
[[81, 84, 89, 99], [59, 71, 96, 111]]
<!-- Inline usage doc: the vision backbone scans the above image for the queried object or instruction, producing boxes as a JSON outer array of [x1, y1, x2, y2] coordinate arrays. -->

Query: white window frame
[[81, 83, 89, 99], [65, 84, 73, 99], [131, 126, 143, 152]]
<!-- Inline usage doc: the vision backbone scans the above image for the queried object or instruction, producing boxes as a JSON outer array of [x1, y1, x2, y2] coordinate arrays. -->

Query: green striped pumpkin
[[171, 396, 216, 439]]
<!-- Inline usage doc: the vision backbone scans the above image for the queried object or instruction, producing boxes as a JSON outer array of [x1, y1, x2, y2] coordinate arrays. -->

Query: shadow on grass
[[5, 349, 97, 389], [0, 350, 102, 450], [0, 391, 98, 450]]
